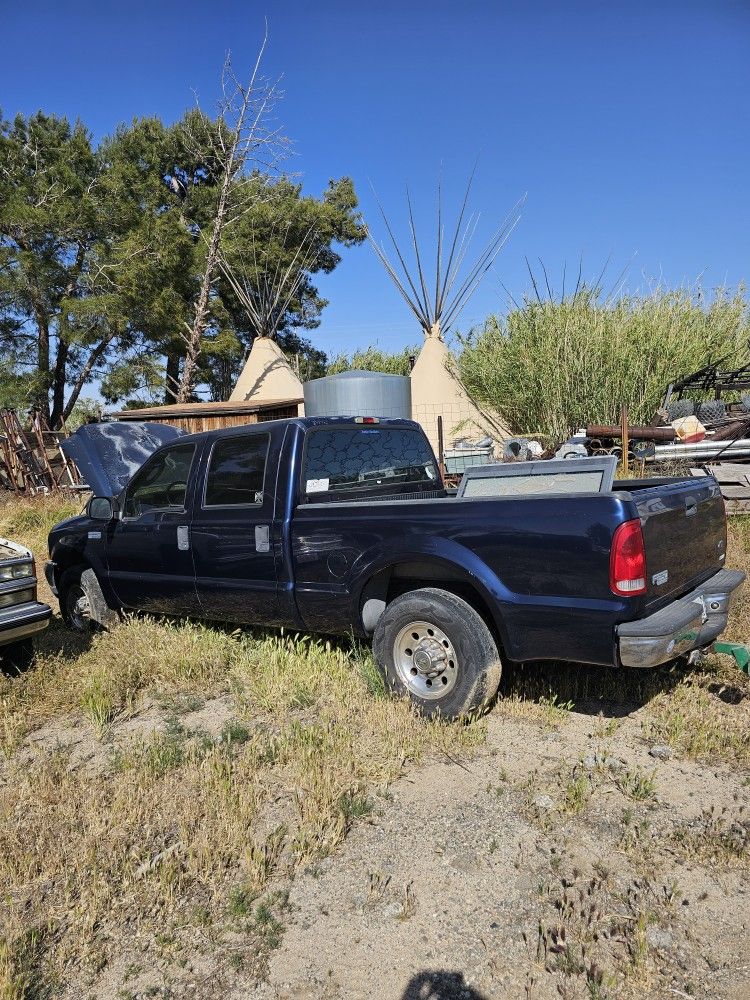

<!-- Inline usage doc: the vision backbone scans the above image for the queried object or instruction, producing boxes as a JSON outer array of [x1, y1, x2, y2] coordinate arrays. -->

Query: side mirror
[[88, 496, 117, 521]]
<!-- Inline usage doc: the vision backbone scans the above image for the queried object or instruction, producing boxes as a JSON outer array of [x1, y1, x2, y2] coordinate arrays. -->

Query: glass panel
[[204, 435, 269, 507], [303, 427, 439, 498], [462, 470, 605, 497], [123, 443, 196, 517]]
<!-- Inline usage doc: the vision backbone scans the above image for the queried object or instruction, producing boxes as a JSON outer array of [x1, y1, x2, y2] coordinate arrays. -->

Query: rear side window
[[204, 434, 269, 507], [303, 427, 440, 500], [123, 443, 196, 517]]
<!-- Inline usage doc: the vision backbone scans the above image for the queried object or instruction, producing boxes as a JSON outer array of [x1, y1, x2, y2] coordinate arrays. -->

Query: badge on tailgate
[[652, 570, 669, 586]]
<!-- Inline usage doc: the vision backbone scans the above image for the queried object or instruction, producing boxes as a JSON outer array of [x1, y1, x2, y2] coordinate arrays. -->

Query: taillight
[[610, 519, 647, 596]]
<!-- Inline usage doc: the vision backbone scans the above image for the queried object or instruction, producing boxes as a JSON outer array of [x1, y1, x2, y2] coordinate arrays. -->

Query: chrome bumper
[[617, 568, 746, 669], [0, 600, 52, 647]]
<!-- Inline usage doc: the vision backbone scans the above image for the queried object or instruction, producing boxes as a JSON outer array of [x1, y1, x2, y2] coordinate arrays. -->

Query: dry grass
[[0, 495, 484, 995], [640, 517, 750, 766], [1, 496, 748, 996], [1, 620, 483, 990]]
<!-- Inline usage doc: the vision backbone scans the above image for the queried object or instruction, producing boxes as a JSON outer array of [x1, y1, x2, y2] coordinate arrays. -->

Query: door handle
[[255, 525, 270, 553], [177, 525, 190, 550]]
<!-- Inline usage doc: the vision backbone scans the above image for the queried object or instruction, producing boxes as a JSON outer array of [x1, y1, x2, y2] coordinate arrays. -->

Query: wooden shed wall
[[115, 402, 300, 434], [155, 404, 300, 434]]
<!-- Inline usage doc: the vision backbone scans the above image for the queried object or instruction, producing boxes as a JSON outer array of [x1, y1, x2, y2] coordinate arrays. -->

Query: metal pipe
[[586, 424, 675, 441], [652, 438, 750, 460]]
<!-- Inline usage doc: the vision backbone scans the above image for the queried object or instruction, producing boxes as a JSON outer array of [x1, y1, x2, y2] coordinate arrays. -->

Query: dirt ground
[[1, 499, 749, 1000], [248, 705, 750, 1000], [51, 674, 748, 1000]]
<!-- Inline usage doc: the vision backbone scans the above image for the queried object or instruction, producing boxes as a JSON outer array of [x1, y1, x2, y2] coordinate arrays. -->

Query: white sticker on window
[[306, 478, 330, 493]]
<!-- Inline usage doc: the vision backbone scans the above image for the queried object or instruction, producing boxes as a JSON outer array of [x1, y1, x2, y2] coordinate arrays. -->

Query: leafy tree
[[0, 107, 364, 420], [196, 174, 366, 398], [0, 109, 220, 424], [0, 112, 98, 424], [0, 357, 33, 411]]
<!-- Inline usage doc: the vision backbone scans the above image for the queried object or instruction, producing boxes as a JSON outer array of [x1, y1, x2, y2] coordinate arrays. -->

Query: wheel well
[[52, 552, 89, 589], [359, 561, 504, 653]]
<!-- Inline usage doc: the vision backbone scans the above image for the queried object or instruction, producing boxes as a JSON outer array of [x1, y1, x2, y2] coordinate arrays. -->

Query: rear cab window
[[203, 434, 270, 507], [301, 425, 442, 503]]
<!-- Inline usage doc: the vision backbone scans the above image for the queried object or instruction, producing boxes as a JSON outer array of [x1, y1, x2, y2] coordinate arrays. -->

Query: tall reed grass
[[326, 343, 418, 376], [457, 285, 749, 442]]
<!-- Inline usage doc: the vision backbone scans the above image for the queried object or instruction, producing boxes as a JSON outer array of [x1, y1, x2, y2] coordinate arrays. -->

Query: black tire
[[0, 638, 34, 673], [695, 400, 726, 424], [372, 588, 502, 719], [666, 398, 695, 421], [59, 566, 121, 632]]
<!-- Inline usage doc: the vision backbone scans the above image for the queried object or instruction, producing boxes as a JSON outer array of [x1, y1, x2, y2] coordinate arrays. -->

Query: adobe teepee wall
[[229, 336, 305, 414], [410, 335, 507, 454]]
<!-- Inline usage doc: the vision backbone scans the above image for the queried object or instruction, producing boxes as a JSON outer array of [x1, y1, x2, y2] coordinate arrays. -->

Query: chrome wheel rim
[[67, 585, 91, 631], [393, 620, 458, 700]]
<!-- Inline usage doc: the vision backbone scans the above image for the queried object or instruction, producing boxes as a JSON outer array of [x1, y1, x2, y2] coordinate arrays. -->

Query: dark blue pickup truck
[[46, 416, 744, 718]]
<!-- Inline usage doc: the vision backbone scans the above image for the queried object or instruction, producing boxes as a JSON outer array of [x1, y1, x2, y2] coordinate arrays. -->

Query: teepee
[[226, 226, 319, 412], [368, 176, 523, 453]]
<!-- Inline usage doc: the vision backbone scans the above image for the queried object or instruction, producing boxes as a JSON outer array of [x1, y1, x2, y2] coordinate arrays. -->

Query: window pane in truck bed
[[204, 434, 269, 506], [303, 427, 440, 499], [461, 470, 606, 497]]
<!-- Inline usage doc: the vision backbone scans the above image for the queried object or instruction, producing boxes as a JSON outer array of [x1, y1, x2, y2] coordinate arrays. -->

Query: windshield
[[302, 426, 441, 501]]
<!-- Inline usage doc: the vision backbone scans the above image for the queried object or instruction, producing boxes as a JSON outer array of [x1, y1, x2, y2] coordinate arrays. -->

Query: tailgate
[[633, 478, 726, 607]]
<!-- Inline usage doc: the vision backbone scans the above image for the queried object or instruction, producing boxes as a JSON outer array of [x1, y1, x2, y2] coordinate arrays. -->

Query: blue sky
[[2, 1, 749, 359]]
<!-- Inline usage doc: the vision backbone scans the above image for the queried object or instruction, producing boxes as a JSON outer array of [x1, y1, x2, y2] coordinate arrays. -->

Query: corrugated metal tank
[[303, 370, 412, 419]]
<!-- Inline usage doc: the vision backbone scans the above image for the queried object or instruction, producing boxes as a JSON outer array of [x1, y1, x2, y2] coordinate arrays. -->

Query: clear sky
[[2, 0, 748, 359]]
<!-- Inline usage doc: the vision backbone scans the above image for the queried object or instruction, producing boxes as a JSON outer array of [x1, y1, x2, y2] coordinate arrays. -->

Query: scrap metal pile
[[583, 354, 750, 511], [486, 353, 750, 512], [0, 408, 82, 495]]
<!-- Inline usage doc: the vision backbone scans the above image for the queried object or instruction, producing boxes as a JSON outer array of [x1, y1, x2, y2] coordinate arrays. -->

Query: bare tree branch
[[177, 25, 290, 401]]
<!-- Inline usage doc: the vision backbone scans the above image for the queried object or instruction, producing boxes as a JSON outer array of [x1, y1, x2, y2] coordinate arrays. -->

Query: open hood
[[61, 421, 185, 497]]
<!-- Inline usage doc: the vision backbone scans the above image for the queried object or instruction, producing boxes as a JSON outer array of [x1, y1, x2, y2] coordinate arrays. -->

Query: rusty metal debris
[[0, 408, 82, 494]]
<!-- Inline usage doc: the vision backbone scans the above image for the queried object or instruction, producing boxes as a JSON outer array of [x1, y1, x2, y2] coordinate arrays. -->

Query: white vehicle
[[0, 536, 51, 669]]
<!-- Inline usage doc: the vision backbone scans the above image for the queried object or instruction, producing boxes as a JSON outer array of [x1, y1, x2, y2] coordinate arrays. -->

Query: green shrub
[[457, 285, 749, 442], [326, 344, 418, 376]]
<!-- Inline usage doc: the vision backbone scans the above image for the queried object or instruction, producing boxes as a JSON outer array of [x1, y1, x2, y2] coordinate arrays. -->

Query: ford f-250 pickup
[[46, 416, 744, 718]]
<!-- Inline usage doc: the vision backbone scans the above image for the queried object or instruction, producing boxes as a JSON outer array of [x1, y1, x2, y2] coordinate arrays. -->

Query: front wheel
[[372, 588, 502, 719], [59, 567, 121, 632]]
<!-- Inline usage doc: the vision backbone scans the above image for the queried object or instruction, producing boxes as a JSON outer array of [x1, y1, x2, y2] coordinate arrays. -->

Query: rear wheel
[[59, 567, 121, 632], [372, 588, 502, 719]]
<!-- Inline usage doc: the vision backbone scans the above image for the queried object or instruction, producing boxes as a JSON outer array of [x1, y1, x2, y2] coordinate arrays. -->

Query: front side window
[[123, 443, 196, 517], [302, 427, 440, 501], [204, 434, 269, 507]]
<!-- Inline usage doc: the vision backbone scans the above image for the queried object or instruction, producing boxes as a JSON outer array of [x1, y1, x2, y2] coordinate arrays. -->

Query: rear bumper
[[617, 568, 746, 668], [0, 600, 52, 647]]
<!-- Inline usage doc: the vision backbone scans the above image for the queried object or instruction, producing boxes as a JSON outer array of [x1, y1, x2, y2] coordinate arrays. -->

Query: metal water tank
[[303, 370, 412, 419]]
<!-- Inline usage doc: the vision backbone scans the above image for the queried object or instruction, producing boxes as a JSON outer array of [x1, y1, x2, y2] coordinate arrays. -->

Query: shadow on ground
[[1, 614, 93, 678], [401, 970, 487, 1000], [498, 655, 692, 718]]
